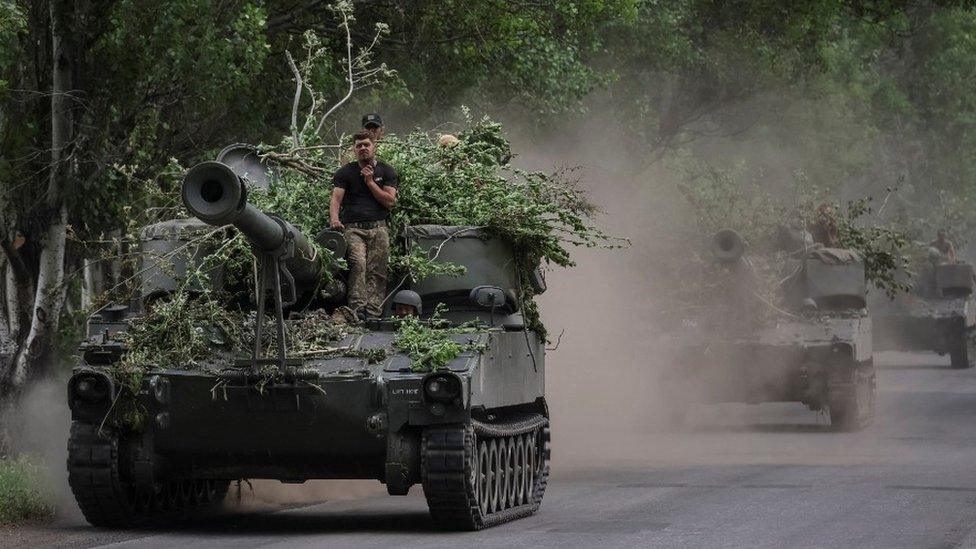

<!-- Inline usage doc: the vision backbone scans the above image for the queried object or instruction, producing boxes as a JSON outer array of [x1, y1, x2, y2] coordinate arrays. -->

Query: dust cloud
[[513, 121, 687, 469], [514, 115, 877, 473], [230, 479, 385, 511], [0, 377, 77, 515]]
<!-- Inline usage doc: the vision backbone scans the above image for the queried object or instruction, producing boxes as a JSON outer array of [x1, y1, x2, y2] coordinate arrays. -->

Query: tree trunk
[[8, 206, 68, 386], [5, 263, 21, 343], [81, 257, 101, 310], [6, 0, 71, 389], [0, 260, 10, 354]]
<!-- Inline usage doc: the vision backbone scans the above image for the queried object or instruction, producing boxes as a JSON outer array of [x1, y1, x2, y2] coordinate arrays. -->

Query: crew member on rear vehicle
[[809, 203, 840, 247], [930, 229, 957, 263], [329, 131, 398, 319]]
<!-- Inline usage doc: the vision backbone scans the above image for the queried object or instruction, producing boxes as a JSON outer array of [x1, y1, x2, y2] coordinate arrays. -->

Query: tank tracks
[[421, 413, 550, 530], [67, 422, 229, 527], [828, 364, 876, 431], [949, 328, 976, 369]]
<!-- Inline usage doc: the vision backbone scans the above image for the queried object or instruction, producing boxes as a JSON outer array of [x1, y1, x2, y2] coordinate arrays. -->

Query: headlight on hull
[[71, 371, 112, 402], [68, 369, 116, 420], [423, 373, 461, 404]]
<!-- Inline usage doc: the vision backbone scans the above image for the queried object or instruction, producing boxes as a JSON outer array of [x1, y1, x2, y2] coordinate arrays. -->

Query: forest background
[[2, 0, 976, 413]]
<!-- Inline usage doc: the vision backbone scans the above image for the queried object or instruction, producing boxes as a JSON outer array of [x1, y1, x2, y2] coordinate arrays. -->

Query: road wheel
[[67, 422, 229, 527], [828, 366, 875, 432], [422, 414, 550, 530], [949, 332, 975, 369]]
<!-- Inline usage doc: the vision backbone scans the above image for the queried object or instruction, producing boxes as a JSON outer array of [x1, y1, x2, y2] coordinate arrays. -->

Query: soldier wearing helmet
[[392, 289, 422, 318]]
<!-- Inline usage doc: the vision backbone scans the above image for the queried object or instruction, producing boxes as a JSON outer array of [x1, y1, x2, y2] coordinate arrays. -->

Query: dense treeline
[[1, 0, 975, 394]]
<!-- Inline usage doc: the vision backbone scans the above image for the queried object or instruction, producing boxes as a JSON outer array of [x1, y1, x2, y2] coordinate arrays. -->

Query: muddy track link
[[421, 414, 550, 530], [67, 422, 229, 527]]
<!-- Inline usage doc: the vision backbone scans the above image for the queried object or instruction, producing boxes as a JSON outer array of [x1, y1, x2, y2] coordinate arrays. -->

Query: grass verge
[[0, 455, 54, 524]]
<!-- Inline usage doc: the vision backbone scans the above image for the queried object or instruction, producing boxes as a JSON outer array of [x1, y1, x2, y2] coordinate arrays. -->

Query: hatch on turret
[[137, 218, 226, 306], [404, 225, 518, 300], [936, 263, 974, 297], [403, 225, 527, 325], [804, 248, 866, 310]]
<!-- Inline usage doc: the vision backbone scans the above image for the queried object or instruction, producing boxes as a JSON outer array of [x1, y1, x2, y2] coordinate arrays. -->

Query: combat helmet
[[392, 289, 423, 315]]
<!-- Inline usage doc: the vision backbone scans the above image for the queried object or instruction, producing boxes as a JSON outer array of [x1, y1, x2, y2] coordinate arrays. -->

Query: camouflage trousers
[[344, 225, 390, 317]]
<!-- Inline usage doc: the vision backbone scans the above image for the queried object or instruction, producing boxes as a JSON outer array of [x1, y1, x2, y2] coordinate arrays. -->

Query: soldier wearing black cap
[[362, 113, 384, 141]]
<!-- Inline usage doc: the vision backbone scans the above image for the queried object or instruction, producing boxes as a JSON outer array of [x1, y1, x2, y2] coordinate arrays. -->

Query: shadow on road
[[687, 423, 833, 434], [874, 351, 951, 371], [875, 363, 952, 371], [127, 509, 439, 536]]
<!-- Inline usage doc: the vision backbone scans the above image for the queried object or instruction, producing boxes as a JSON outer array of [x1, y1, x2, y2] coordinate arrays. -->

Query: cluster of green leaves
[[382, 115, 623, 339], [109, 297, 353, 426], [390, 245, 467, 283], [117, 291, 242, 373], [829, 197, 912, 298], [0, 455, 54, 524], [117, 299, 365, 375], [0, 1, 24, 97], [392, 309, 484, 373], [2, 0, 278, 250], [381, 114, 624, 271], [673, 157, 787, 248], [292, 0, 638, 118], [886, 189, 976, 250]]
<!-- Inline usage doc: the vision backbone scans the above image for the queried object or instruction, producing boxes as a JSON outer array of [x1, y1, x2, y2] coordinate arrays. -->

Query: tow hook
[[366, 413, 387, 433]]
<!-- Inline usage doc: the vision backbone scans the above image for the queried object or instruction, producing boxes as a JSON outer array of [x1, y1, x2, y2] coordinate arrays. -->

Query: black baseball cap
[[362, 113, 383, 128]]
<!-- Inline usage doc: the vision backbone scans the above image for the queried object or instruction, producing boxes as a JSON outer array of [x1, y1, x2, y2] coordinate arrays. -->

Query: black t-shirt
[[331, 161, 398, 223]]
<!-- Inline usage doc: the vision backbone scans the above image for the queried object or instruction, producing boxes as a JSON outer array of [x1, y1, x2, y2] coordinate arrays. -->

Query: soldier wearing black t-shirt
[[330, 131, 398, 319]]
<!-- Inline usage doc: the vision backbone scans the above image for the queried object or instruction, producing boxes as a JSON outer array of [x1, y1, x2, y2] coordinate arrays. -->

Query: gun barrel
[[182, 161, 321, 285], [712, 228, 745, 263]]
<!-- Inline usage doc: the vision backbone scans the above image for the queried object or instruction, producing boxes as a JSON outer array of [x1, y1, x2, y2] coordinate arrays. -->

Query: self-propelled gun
[[67, 158, 550, 530]]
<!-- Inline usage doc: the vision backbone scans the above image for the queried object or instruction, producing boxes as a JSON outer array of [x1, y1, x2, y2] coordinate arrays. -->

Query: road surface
[[8, 351, 976, 548]]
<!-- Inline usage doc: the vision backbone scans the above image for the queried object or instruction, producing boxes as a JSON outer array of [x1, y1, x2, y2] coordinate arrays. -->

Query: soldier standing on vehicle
[[930, 228, 957, 263], [809, 203, 840, 247], [330, 131, 398, 319]]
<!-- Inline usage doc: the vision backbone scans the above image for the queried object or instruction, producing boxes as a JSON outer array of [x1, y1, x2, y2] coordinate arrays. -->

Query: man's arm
[[330, 187, 345, 229], [362, 164, 397, 210]]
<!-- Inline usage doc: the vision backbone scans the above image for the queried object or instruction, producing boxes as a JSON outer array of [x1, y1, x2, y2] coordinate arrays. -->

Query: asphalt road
[[9, 351, 976, 549]]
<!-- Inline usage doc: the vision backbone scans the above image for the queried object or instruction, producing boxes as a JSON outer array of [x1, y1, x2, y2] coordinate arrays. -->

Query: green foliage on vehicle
[[392, 309, 484, 373]]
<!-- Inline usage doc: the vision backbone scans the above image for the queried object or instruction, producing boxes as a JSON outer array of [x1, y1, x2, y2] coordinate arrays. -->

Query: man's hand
[[360, 163, 396, 209], [330, 218, 345, 230]]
